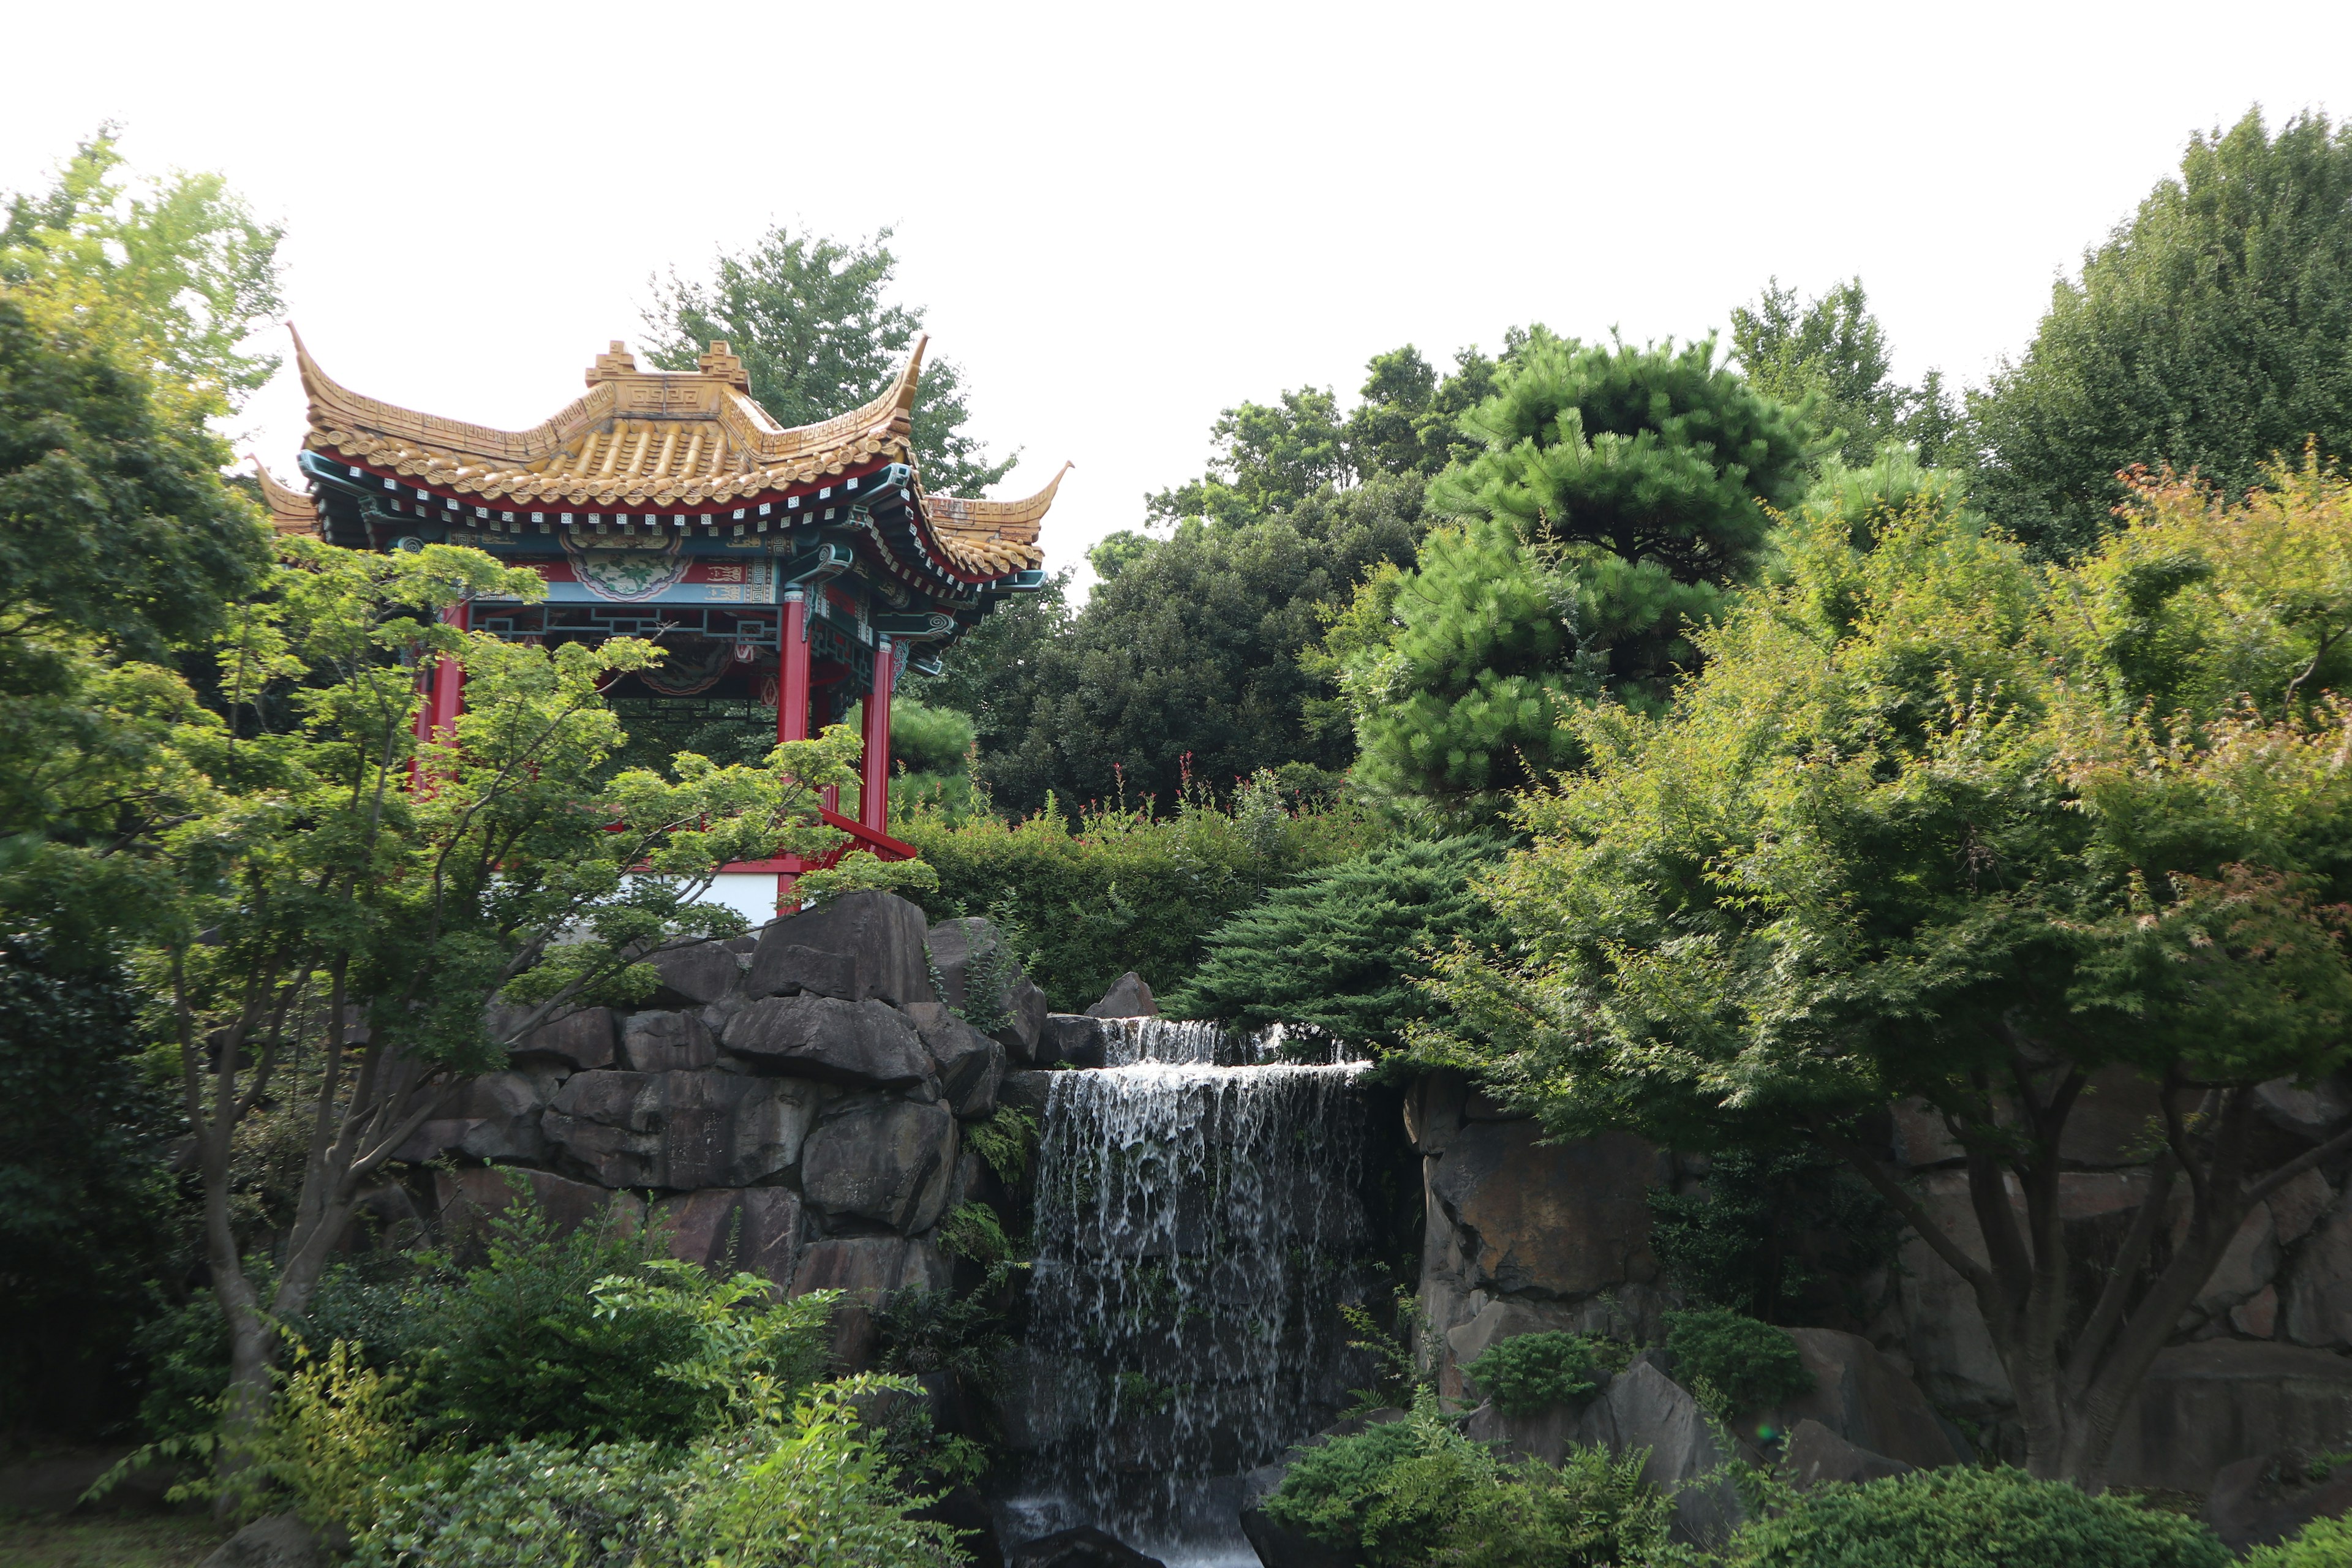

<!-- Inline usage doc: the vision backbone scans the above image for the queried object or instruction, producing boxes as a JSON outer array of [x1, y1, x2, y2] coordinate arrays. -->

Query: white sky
[[7, 0, 2350, 588]]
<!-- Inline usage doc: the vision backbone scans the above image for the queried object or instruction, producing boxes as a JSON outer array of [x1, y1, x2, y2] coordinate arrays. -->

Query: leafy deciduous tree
[[1427, 463, 2352, 1482], [1972, 109, 2352, 558], [153, 536, 865, 1471], [1730, 276, 1959, 467], [2, 127, 285, 410], [641, 224, 1011, 496]]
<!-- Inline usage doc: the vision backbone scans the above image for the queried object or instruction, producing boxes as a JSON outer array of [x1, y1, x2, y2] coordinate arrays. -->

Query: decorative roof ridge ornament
[[696, 340, 748, 390], [585, 340, 640, 383], [925, 459, 1074, 545], [246, 452, 321, 535]]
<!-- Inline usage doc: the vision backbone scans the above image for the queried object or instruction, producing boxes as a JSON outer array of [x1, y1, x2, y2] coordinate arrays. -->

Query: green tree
[[1425, 462, 2352, 1483], [145, 535, 869, 1475], [1341, 344, 1505, 481], [1146, 385, 1350, 526], [1972, 108, 2352, 557], [1147, 339, 1510, 529], [1339, 335, 1817, 811], [1163, 834, 1502, 1050], [1730, 276, 1959, 466], [642, 224, 1011, 495], [0, 290, 271, 951], [981, 477, 1426, 813], [2, 127, 285, 409]]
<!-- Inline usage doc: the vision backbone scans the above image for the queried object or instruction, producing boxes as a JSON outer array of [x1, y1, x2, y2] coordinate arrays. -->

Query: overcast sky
[[7, 0, 2350, 587]]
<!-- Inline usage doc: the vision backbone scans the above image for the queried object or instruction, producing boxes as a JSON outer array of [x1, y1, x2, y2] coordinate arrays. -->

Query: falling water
[[1011, 1052, 1375, 1564], [1101, 1016, 1357, 1067]]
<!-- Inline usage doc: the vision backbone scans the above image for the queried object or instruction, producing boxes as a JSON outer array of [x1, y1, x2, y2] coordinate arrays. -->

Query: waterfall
[[1101, 1016, 1354, 1067], [1011, 1056, 1374, 1564]]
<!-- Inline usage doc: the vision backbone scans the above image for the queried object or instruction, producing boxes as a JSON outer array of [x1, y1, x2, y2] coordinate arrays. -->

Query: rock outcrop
[[2205, 1450, 2352, 1554], [390, 894, 1022, 1374], [1086, 972, 1157, 1019]]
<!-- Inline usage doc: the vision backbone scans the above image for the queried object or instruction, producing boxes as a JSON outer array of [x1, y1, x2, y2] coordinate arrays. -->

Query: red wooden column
[[861, 634, 895, 834], [412, 600, 470, 780], [777, 590, 810, 744], [775, 589, 813, 913], [428, 600, 469, 743]]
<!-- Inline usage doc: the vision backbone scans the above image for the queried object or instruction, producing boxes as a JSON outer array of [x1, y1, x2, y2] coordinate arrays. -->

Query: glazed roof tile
[[289, 331, 1051, 578]]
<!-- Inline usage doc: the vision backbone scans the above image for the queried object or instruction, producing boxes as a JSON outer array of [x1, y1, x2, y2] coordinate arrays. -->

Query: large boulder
[[1767, 1327, 1962, 1471], [998, 1069, 1056, 1118], [925, 917, 1006, 1011], [2283, 1186, 2352, 1348], [2205, 1450, 2352, 1554], [722, 995, 933, 1087], [1426, 1122, 1661, 1298], [1573, 1360, 1744, 1548], [652, 1186, 804, 1289], [792, 1233, 950, 1369], [1009, 1526, 1166, 1568], [541, 1069, 816, 1189], [1041, 1014, 1107, 1069], [800, 1099, 959, 1231], [750, 892, 932, 1006], [1779, 1419, 1914, 1490], [994, 978, 1050, 1057], [500, 1005, 617, 1071], [395, 1066, 561, 1164], [644, 940, 746, 1009], [619, 1009, 718, 1073], [432, 1166, 640, 1255], [200, 1515, 324, 1568], [1085, 972, 1156, 1019], [903, 1001, 1006, 1118], [2106, 1341, 2352, 1493]]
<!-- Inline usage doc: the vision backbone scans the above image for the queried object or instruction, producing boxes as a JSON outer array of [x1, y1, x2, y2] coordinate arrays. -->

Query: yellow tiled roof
[[290, 331, 1052, 579], [248, 455, 319, 534]]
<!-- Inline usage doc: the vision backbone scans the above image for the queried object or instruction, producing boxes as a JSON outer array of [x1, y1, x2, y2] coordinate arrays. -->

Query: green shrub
[[2245, 1513, 2352, 1567], [1663, 1308, 1812, 1415], [966, 1106, 1039, 1188], [935, 1200, 1021, 1273], [1441, 1444, 1673, 1568], [897, 780, 1381, 1008], [1727, 1466, 2231, 1568], [1461, 1332, 1600, 1416], [355, 1379, 962, 1568], [415, 1199, 832, 1446], [1262, 1414, 1439, 1558], [1264, 1396, 1672, 1568], [872, 1285, 1012, 1391], [1162, 834, 1504, 1050]]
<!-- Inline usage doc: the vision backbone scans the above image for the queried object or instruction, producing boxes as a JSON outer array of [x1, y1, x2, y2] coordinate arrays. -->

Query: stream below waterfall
[[1000, 1019, 1378, 1566]]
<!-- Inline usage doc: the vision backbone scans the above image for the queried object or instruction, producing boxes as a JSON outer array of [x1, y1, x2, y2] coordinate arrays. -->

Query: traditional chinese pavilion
[[254, 330, 1061, 915]]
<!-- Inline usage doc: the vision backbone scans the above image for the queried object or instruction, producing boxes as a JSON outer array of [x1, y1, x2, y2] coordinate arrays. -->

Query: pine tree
[[1340, 336, 1816, 810]]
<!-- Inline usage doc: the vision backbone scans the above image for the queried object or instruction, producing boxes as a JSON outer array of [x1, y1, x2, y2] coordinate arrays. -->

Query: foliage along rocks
[[378, 894, 1026, 1374]]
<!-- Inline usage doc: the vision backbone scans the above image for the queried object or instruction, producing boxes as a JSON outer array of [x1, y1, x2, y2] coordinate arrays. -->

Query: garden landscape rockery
[[377, 889, 2352, 1558]]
